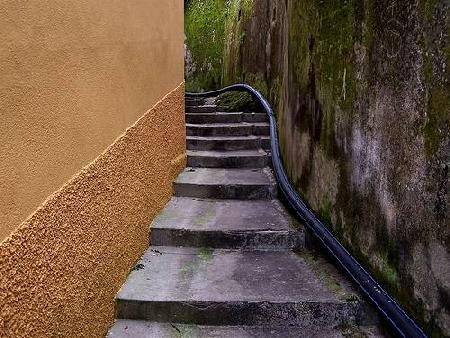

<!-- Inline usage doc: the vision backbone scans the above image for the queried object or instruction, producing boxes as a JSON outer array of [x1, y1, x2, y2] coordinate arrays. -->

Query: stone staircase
[[106, 97, 385, 337]]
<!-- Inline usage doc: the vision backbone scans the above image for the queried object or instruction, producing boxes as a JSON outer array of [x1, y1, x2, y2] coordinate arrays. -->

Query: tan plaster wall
[[0, 84, 186, 337], [0, 0, 184, 241]]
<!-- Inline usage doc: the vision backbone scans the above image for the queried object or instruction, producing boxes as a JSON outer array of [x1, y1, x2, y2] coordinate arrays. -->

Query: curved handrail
[[186, 84, 427, 338]]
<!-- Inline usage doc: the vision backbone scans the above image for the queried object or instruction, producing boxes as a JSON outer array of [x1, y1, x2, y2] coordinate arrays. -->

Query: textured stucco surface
[[185, 0, 449, 335], [0, 0, 184, 241], [0, 84, 186, 337]]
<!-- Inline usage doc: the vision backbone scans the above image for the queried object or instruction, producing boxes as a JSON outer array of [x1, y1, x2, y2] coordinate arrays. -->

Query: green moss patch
[[215, 91, 260, 112], [185, 0, 226, 91]]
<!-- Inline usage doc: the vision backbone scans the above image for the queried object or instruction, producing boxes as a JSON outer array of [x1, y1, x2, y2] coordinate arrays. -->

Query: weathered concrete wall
[[0, 84, 186, 337], [186, 0, 449, 335], [0, 0, 184, 241]]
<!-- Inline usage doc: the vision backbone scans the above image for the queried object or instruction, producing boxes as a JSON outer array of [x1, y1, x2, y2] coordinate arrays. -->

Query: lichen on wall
[[185, 0, 449, 335], [0, 84, 186, 338]]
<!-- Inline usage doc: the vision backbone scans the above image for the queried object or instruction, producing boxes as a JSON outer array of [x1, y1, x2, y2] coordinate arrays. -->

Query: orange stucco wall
[[0, 85, 186, 337], [0, 1, 185, 337], [0, 0, 184, 241]]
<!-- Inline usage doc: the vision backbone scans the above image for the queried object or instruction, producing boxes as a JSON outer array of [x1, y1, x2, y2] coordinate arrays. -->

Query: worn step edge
[[186, 136, 262, 151], [186, 105, 227, 113], [106, 320, 377, 338], [185, 112, 268, 124], [149, 196, 302, 241], [116, 246, 365, 327], [173, 181, 277, 199], [151, 228, 304, 250], [116, 299, 358, 327], [261, 136, 271, 150], [173, 168, 277, 199], [186, 112, 243, 124], [186, 150, 270, 168], [242, 112, 268, 123], [186, 123, 270, 137], [185, 98, 205, 104]]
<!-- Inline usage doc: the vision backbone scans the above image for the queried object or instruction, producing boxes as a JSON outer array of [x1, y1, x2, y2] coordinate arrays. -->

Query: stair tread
[[151, 197, 298, 231], [174, 167, 276, 186], [186, 136, 271, 152], [187, 135, 264, 141], [186, 105, 227, 113], [186, 122, 269, 128], [107, 320, 354, 338], [185, 112, 265, 116], [186, 111, 244, 115], [187, 149, 268, 157], [116, 246, 345, 304]]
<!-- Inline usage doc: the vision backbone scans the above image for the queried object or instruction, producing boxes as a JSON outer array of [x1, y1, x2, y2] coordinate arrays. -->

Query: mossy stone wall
[[185, 1, 449, 335]]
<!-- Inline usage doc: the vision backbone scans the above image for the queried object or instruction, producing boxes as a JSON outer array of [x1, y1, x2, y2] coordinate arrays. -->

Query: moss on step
[[215, 91, 259, 112], [298, 250, 360, 303], [337, 323, 370, 338], [198, 247, 214, 262]]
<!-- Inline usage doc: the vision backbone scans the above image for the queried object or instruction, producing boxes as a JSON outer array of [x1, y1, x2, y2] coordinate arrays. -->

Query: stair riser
[[185, 98, 205, 106], [242, 113, 268, 123], [186, 126, 251, 137], [117, 300, 358, 327], [150, 228, 304, 250], [261, 137, 271, 150], [186, 138, 261, 151], [187, 125, 269, 137], [186, 113, 243, 124], [187, 155, 270, 168], [186, 106, 226, 113], [185, 103, 205, 109], [185, 113, 267, 124], [253, 125, 270, 136], [173, 183, 277, 200], [107, 320, 363, 338]]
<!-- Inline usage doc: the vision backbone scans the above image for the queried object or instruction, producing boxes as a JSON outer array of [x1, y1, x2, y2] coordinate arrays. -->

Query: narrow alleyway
[[106, 98, 385, 337]]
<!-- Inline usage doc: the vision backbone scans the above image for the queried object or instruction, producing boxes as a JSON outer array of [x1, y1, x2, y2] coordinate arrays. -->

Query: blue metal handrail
[[186, 84, 428, 338]]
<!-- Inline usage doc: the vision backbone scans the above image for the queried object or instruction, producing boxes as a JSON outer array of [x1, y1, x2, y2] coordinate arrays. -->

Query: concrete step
[[186, 112, 244, 124], [173, 167, 277, 199], [187, 149, 270, 168], [186, 105, 226, 113], [185, 98, 205, 106], [252, 122, 270, 136], [185, 112, 267, 124], [116, 247, 360, 327], [186, 123, 270, 137], [242, 112, 268, 123], [150, 197, 303, 250], [186, 136, 262, 151], [261, 135, 271, 150], [107, 320, 367, 338]]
